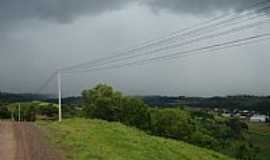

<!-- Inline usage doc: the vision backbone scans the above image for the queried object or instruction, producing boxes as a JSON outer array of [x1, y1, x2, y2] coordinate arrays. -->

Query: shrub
[[0, 105, 11, 119], [149, 108, 194, 140]]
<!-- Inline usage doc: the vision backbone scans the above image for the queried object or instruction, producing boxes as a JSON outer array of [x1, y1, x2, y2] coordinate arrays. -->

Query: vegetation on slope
[[248, 122, 270, 160], [5, 101, 80, 121], [7, 101, 58, 121], [38, 118, 233, 160], [81, 84, 257, 159]]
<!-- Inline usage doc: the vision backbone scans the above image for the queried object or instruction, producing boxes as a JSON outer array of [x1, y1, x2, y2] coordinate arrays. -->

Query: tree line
[[143, 95, 270, 114]]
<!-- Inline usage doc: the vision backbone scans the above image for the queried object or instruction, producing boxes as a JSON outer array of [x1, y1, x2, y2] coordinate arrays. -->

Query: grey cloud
[[143, 0, 270, 15], [0, 0, 134, 29], [1, 0, 269, 29], [1, 0, 270, 96]]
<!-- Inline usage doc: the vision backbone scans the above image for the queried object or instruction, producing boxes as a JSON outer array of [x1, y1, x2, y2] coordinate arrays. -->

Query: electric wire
[[59, 0, 270, 72], [63, 33, 270, 74], [62, 17, 270, 73]]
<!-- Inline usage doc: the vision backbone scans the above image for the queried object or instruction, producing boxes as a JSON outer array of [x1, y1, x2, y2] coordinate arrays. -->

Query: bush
[[23, 104, 36, 121], [149, 108, 194, 140], [36, 103, 58, 119], [189, 131, 219, 149], [7, 101, 60, 121], [8, 103, 36, 121], [0, 105, 11, 119]]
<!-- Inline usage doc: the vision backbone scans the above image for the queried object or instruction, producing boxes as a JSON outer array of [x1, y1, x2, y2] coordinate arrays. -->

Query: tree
[[82, 84, 122, 121], [82, 84, 151, 129], [120, 97, 151, 130]]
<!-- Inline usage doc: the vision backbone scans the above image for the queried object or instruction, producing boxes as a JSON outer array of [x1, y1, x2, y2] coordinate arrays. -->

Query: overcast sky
[[0, 0, 270, 97]]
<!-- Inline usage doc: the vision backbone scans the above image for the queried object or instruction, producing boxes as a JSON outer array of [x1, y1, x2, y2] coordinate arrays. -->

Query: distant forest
[[0, 91, 81, 106], [143, 95, 270, 114], [0, 91, 269, 114], [0, 91, 48, 103]]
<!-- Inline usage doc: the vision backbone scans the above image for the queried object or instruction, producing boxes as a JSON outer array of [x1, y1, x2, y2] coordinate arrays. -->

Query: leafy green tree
[[82, 84, 122, 121], [120, 97, 151, 130], [82, 84, 151, 129]]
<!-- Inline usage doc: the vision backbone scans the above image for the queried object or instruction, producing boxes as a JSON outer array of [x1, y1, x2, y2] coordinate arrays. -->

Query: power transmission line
[[62, 17, 270, 73], [37, 30, 270, 94], [59, 0, 270, 72], [35, 72, 57, 94], [63, 33, 270, 74], [36, 6, 270, 94]]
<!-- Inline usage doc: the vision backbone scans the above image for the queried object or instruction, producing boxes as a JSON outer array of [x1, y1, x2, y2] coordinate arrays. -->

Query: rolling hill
[[38, 118, 233, 160]]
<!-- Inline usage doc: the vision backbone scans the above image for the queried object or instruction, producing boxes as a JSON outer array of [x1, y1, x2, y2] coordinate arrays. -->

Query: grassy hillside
[[38, 118, 233, 160], [248, 122, 270, 160]]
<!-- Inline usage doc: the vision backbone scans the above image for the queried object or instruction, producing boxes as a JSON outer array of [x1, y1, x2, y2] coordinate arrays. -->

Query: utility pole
[[57, 72, 62, 122], [18, 103, 21, 122]]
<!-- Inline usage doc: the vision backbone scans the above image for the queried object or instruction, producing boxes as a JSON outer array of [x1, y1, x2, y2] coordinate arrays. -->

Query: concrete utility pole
[[57, 72, 62, 122], [18, 103, 21, 122]]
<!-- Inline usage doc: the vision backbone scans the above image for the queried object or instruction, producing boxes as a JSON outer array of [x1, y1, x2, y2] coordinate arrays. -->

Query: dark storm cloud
[[144, 0, 270, 15], [1, 0, 270, 96], [0, 0, 269, 29], [0, 0, 134, 28]]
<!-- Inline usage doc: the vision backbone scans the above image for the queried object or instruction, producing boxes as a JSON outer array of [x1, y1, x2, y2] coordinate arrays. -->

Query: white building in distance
[[250, 115, 268, 122]]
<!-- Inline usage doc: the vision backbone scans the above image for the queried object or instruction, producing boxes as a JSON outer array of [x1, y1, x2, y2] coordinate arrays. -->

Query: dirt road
[[0, 122, 17, 160], [0, 121, 62, 160]]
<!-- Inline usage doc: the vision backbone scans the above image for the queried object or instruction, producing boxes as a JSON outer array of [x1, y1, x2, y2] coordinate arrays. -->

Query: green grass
[[37, 118, 233, 160], [248, 122, 270, 160]]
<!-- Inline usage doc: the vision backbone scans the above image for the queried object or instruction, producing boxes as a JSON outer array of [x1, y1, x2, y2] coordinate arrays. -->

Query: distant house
[[222, 113, 231, 117], [250, 115, 268, 122], [239, 115, 248, 120]]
